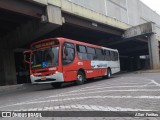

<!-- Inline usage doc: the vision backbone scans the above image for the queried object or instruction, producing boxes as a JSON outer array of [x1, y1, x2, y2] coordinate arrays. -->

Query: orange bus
[[24, 38, 120, 88]]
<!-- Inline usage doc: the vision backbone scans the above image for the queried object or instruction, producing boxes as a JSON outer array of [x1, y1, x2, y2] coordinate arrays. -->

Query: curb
[[0, 84, 31, 93]]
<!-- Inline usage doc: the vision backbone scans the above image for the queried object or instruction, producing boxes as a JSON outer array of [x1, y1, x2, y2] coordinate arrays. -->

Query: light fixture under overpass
[[92, 22, 98, 27], [41, 15, 48, 23]]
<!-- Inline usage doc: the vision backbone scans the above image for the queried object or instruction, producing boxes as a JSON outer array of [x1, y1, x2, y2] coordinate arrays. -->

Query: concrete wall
[[138, 1, 160, 37], [70, 0, 106, 15], [68, 0, 160, 38], [106, 0, 128, 24]]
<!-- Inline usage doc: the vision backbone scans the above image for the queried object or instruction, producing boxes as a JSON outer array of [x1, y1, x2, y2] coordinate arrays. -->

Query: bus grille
[[35, 79, 56, 82]]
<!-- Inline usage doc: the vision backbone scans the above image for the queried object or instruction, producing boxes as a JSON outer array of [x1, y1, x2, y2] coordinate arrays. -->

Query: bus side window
[[87, 47, 96, 60], [105, 50, 111, 61], [62, 43, 75, 65], [112, 51, 117, 61], [115, 52, 119, 61], [95, 48, 104, 60], [110, 51, 115, 61], [76, 45, 88, 60]]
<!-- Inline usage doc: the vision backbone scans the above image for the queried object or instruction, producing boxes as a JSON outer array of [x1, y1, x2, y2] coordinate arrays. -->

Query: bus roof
[[58, 38, 118, 52], [31, 37, 118, 52]]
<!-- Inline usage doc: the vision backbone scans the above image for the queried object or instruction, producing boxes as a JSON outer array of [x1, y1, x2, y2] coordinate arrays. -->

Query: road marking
[[16, 82, 110, 103], [151, 80, 160, 87], [24, 89, 160, 100], [12, 104, 153, 111], [11, 76, 153, 103], [1, 76, 159, 110], [67, 76, 152, 93], [69, 82, 149, 93], [65, 82, 153, 93], [136, 77, 160, 87], [28, 82, 151, 102], [43, 107, 54, 111], [1, 95, 160, 109], [13, 81, 150, 103], [31, 77, 159, 103], [54, 89, 160, 98]]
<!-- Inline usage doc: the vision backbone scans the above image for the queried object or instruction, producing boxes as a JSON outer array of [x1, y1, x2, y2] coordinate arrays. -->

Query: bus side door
[[62, 42, 77, 82]]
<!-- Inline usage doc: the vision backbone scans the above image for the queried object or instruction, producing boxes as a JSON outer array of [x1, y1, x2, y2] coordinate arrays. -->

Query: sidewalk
[[135, 69, 160, 73], [0, 84, 31, 93], [0, 83, 53, 93]]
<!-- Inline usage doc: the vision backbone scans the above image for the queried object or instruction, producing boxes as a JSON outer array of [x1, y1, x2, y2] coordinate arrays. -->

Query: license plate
[[41, 77, 46, 80]]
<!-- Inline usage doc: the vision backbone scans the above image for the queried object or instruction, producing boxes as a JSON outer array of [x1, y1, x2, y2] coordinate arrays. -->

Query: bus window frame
[[95, 48, 105, 61], [76, 44, 88, 60], [31, 45, 60, 69], [104, 50, 111, 61], [62, 42, 76, 66], [86, 46, 96, 60]]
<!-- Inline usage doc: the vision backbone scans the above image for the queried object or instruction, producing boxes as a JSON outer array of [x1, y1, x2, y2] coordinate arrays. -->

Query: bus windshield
[[31, 46, 59, 69]]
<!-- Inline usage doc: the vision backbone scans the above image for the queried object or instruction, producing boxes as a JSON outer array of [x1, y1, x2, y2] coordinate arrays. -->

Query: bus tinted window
[[64, 42, 74, 48], [79, 45, 86, 53], [87, 47, 96, 60], [62, 43, 75, 65], [87, 47, 95, 54], [95, 48, 104, 60], [96, 49, 102, 55], [110, 51, 115, 61], [105, 50, 111, 61], [76, 45, 88, 60], [110, 51, 118, 61], [114, 52, 119, 61]]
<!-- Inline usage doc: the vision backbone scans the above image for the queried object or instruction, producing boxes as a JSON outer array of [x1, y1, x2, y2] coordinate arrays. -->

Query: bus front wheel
[[75, 71, 85, 85], [51, 83, 62, 88]]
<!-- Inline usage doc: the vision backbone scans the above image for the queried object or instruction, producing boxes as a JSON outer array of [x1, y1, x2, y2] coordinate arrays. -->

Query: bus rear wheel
[[106, 68, 111, 79], [75, 71, 85, 85], [51, 83, 62, 88]]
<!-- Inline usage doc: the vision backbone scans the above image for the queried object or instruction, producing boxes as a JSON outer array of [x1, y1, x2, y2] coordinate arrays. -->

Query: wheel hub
[[78, 75, 83, 81]]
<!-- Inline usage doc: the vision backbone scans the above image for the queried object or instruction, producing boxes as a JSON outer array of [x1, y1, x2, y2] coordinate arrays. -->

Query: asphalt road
[[0, 72, 160, 120]]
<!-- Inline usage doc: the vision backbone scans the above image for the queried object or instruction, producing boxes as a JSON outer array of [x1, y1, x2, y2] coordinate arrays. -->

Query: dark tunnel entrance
[[0, 13, 149, 85], [0, 4, 44, 85], [16, 23, 150, 82], [14, 51, 31, 84]]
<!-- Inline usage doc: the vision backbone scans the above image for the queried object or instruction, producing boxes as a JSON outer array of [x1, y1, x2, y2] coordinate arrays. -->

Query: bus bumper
[[30, 72, 64, 84]]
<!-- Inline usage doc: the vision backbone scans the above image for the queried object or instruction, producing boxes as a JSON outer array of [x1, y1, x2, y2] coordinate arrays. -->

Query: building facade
[[69, 0, 160, 38]]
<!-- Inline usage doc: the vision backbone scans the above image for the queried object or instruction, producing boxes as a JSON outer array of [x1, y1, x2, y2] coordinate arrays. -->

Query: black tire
[[51, 83, 62, 88], [75, 71, 85, 85], [106, 68, 111, 79]]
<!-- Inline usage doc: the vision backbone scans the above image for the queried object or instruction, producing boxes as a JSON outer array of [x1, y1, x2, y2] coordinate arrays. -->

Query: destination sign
[[32, 40, 59, 49]]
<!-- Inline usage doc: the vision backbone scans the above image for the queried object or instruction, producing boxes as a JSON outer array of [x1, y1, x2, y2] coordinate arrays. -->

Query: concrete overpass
[[0, 0, 159, 86]]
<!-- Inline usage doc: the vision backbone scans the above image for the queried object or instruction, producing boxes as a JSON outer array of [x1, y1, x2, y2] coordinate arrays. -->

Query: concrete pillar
[[159, 41, 160, 62], [145, 55, 150, 69], [0, 49, 17, 86], [47, 5, 63, 25], [148, 34, 160, 69]]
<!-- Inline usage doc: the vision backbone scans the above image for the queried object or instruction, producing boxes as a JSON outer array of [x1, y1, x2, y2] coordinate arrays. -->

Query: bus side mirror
[[24, 50, 32, 64]]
